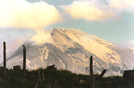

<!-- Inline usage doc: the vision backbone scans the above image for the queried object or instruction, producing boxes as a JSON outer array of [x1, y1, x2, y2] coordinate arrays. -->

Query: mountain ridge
[[1, 28, 134, 76]]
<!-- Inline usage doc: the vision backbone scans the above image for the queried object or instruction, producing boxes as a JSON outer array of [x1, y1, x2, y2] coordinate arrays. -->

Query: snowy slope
[[2, 28, 134, 76]]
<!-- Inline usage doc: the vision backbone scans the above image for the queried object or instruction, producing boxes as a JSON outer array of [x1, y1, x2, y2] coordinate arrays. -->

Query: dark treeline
[[0, 67, 133, 88]]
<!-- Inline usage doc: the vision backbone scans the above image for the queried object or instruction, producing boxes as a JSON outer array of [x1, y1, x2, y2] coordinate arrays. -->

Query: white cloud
[[126, 40, 134, 48], [59, 0, 134, 21], [29, 29, 53, 45], [0, 38, 25, 63], [110, 0, 134, 11], [60, 1, 118, 20], [0, 28, 34, 57], [0, 0, 62, 29]]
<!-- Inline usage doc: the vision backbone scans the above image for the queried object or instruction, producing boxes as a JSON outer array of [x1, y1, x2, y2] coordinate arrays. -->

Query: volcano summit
[[3, 28, 134, 76]]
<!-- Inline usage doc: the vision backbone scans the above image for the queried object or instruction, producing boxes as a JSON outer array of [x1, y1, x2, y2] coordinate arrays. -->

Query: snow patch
[[26, 59, 39, 70]]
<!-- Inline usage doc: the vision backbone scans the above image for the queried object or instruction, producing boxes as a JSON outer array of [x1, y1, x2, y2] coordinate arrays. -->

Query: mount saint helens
[[1, 28, 134, 76]]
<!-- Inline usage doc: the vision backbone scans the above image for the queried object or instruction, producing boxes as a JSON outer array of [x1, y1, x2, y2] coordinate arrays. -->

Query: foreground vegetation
[[0, 67, 133, 88]]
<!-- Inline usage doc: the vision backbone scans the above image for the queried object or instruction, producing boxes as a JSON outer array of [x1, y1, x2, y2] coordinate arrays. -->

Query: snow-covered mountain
[[2, 28, 134, 76]]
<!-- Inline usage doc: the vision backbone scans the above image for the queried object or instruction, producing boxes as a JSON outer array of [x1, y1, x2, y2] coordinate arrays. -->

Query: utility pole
[[90, 56, 94, 88], [3, 41, 7, 85], [23, 45, 26, 77]]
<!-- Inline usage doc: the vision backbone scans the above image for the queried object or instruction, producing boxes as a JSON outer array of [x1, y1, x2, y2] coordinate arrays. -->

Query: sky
[[0, 0, 134, 58]]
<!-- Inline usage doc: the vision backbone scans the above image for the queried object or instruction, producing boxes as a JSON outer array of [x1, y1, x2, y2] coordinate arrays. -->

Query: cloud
[[59, 0, 134, 21], [60, 1, 118, 20], [0, 28, 34, 56], [110, 0, 134, 11], [0, 38, 25, 63], [126, 40, 134, 48], [29, 29, 53, 45], [0, 0, 62, 29]]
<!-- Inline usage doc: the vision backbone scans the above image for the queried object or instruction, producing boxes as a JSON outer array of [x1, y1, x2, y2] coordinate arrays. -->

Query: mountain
[[2, 28, 134, 76]]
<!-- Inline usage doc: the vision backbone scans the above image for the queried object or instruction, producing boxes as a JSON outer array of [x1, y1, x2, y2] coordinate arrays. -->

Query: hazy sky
[[0, 0, 134, 56]]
